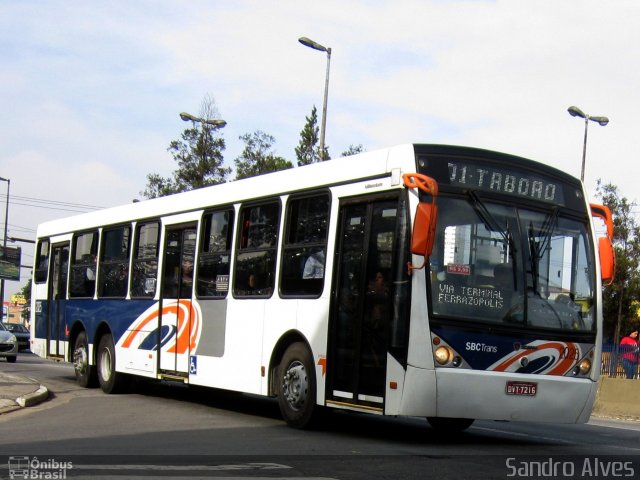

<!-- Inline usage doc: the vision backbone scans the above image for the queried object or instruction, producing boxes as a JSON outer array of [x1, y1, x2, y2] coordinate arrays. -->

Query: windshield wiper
[[468, 191, 513, 246], [533, 206, 559, 259]]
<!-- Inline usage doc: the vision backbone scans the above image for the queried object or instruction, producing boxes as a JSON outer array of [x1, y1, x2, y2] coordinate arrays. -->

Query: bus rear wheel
[[277, 342, 317, 429], [427, 417, 474, 432], [73, 331, 97, 388], [97, 333, 129, 394]]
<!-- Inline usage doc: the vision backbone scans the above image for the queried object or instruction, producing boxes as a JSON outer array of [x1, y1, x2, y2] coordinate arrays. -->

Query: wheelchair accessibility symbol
[[189, 355, 197, 375]]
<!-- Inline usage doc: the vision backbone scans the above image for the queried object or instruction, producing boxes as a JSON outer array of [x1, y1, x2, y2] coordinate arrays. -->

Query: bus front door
[[159, 224, 197, 377], [47, 243, 69, 359], [328, 196, 401, 411]]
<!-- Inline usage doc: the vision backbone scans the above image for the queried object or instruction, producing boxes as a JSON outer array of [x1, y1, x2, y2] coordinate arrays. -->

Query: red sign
[[447, 264, 471, 275]]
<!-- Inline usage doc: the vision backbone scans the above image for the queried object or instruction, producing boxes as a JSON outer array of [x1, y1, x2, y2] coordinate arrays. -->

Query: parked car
[[0, 322, 17, 363], [2, 322, 30, 351]]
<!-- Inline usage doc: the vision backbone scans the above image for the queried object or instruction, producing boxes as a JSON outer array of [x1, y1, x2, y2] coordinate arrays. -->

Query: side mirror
[[598, 236, 615, 286], [590, 203, 615, 284], [412, 202, 438, 257], [590, 203, 614, 240]]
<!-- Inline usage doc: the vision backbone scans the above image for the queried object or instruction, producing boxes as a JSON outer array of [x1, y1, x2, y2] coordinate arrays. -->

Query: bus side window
[[34, 239, 50, 284], [280, 193, 330, 297], [69, 231, 98, 298], [131, 221, 160, 298], [98, 225, 131, 298], [197, 209, 233, 298], [233, 201, 280, 298]]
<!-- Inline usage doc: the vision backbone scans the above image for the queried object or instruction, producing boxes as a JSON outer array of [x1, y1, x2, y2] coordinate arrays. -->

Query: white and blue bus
[[31, 144, 614, 430]]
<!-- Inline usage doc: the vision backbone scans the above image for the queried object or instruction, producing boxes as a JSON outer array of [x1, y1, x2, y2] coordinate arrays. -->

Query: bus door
[[328, 195, 405, 411], [159, 224, 197, 376], [47, 243, 69, 358]]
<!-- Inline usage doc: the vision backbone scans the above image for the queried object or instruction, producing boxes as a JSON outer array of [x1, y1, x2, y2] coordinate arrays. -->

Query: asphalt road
[[1, 353, 639, 479]]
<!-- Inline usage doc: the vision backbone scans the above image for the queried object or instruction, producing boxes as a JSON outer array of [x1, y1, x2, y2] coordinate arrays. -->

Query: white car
[[0, 322, 18, 363]]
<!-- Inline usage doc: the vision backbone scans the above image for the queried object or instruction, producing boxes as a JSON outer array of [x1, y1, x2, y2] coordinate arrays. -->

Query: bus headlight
[[434, 346, 452, 365], [572, 359, 592, 376]]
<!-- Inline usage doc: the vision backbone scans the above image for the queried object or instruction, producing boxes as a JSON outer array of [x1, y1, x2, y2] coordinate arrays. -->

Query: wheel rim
[[99, 346, 112, 382], [282, 360, 308, 411], [73, 343, 88, 375]]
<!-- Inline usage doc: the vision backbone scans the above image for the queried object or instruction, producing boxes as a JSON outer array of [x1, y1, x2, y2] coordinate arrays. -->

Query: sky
[[0, 0, 638, 300]]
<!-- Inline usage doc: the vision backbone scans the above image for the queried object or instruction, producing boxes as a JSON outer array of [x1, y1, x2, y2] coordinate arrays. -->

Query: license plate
[[505, 381, 537, 396]]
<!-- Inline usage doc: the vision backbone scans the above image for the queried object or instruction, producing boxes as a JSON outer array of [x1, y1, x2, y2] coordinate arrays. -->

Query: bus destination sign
[[447, 161, 565, 205]]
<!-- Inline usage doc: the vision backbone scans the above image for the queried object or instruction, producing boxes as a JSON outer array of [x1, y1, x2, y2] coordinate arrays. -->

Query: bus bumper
[[433, 369, 597, 424]]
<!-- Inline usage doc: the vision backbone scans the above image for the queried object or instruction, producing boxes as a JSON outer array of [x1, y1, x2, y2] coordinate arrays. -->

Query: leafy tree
[[341, 144, 365, 157], [19, 281, 31, 324], [142, 95, 230, 199], [295, 106, 329, 166], [596, 180, 640, 343], [234, 131, 293, 180]]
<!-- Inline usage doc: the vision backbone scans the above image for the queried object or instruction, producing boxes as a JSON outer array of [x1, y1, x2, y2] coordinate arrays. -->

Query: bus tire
[[277, 342, 317, 429], [427, 417, 474, 432], [97, 333, 129, 394], [73, 331, 97, 388]]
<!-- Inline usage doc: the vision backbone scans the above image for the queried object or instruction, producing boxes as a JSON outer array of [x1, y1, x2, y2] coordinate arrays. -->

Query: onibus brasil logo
[[7, 456, 72, 479]]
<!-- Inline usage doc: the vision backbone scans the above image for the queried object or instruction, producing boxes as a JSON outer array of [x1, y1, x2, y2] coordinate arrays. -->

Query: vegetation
[[142, 96, 230, 199], [295, 106, 329, 165], [596, 180, 640, 343], [234, 131, 292, 180]]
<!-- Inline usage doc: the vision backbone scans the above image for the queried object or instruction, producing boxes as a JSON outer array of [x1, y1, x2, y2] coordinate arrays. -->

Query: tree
[[595, 180, 640, 343], [142, 95, 230, 199], [341, 144, 365, 157], [234, 131, 293, 180], [295, 106, 329, 166], [19, 281, 31, 324]]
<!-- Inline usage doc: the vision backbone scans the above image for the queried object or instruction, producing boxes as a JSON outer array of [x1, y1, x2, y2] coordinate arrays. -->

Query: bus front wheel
[[427, 417, 474, 432], [73, 331, 97, 388], [277, 342, 317, 429], [97, 333, 129, 394]]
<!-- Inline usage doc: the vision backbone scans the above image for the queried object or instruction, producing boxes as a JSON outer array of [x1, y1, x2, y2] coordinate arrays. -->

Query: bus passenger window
[[234, 201, 280, 298], [197, 209, 233, 298], [69, 231, 98, 298], [34, 239, 50, 284], [98, 225, 131, 298], [131, 221, 160, 298], [280, 193, 329, 297]]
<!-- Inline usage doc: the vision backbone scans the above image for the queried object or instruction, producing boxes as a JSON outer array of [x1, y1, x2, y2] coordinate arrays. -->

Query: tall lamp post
[[567, 106, 609, 181], [179, 112, 227, 130], [0, 176, 9, 316], [299, 36, 332, 161], [179, 112, 227, 180]]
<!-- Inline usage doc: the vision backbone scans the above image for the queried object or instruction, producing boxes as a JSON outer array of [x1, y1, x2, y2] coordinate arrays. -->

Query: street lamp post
[[179, 112, 227, 180], [0, 176, 9, 315], [567, 106, 609, 182], [299, 36, 332, 161]]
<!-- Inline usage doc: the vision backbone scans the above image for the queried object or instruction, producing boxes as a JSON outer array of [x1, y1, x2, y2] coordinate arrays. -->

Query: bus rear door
[[159, 224, 198, 377]]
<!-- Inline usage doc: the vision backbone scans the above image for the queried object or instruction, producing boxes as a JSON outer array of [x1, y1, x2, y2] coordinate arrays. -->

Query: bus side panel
[[406, 269, 435, 370], [194, 300, 227, 358], [396, 365, 437, 417], [32, 298, 48, 359], [201, 299, 263, 394], [295, 297, 331, 403], [64, 299, 156, 374]]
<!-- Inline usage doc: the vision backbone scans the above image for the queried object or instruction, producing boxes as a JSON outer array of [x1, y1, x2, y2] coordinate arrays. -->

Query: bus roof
[[36, 143, 415, 238]]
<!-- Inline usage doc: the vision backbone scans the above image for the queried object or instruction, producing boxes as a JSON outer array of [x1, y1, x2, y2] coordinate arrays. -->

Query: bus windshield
[[429, 195, 595, 332]]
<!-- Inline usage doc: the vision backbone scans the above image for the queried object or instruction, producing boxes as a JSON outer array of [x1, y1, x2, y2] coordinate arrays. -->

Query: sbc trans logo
[[8, 456, 72, 479]]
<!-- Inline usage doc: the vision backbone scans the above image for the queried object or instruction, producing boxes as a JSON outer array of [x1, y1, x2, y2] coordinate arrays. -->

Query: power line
[[0, 193, 105, 213]]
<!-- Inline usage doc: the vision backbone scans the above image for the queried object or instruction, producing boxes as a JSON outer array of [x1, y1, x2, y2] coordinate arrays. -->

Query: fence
[[600, 344, 639, 379]]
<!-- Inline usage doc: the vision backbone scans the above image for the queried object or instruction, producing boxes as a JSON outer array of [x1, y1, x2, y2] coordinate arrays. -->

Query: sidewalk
[[0, 372, 49, 414]]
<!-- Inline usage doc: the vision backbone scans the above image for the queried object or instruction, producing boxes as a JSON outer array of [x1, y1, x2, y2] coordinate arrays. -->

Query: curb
[[17, 385, 49, 408]]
